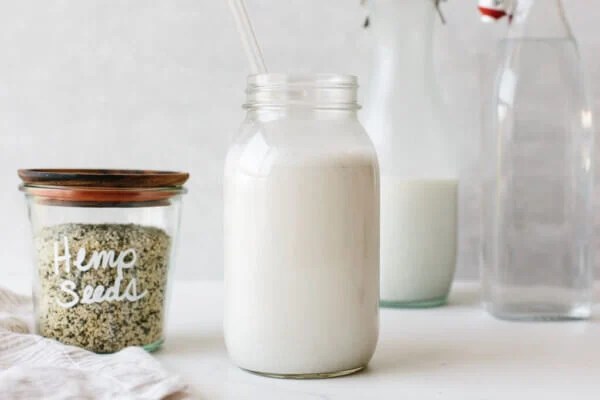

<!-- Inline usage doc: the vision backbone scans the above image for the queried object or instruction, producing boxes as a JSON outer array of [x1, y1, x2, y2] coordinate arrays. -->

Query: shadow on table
[[362, 340, 469, 377], [158, 332, 226, 356], [362, 336, 548, 378], [446, 285, 480, 308]]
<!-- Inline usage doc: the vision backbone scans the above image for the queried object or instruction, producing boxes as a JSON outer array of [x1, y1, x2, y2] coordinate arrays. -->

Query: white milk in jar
[[363, 0, 459, 307], [379, 178, 458, 306], [224, 74, 379, 378]]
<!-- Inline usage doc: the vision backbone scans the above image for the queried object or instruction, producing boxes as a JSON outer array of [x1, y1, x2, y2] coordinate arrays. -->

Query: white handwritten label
[[53, 236, 148, 309], [54, 237, 71, 275]]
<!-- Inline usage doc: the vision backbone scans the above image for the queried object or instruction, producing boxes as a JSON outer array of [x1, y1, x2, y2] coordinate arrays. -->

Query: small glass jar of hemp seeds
[[18, 169, 188, 353]]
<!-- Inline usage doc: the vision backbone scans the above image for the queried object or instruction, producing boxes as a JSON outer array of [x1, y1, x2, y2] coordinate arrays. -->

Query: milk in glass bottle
[[224, 74, 379, 378], [363, 0, 458, 307]]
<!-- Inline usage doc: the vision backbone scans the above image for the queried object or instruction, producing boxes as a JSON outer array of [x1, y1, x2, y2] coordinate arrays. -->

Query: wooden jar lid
[[18, 169, 189, 187], [18, 169, 189, 205]]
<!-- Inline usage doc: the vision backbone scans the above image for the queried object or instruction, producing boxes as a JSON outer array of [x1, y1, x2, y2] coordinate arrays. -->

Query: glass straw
[[227, 0, 268, 74]]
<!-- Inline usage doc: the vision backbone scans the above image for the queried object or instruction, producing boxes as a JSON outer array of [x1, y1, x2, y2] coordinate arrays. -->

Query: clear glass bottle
[[481, 0, 595, 320], [19, 169, 187, 353], [224, 74, 379, 378], [363, 0, 458, 308]]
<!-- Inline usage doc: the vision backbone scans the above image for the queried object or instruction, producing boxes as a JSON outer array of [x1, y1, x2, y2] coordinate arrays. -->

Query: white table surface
[[8, 280, 600, 399], [155, 281, 600, 400]]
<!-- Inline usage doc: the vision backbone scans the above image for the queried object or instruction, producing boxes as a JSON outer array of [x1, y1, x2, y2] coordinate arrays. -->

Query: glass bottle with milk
[[224, 74, 379, 378], [481, 0, 595, 320], [363, 0, 458, 307]]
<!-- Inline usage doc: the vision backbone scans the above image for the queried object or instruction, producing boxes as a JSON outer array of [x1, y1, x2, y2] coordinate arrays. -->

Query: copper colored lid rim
[[18, 169, 189, 203], [20, 185, 185, 204]]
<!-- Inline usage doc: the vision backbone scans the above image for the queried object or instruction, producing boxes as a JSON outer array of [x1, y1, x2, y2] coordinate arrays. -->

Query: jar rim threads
[[244, 73, 360, 110]]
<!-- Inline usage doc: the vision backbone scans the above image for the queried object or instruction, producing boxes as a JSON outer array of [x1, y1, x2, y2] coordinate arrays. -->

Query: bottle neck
[[364, 0, 444, 143], [365, 0, 440, 113], [508, 0, 572, 39], [367, 0, 436, 75]]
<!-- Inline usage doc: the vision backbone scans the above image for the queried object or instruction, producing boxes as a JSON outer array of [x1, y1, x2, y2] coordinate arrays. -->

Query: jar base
[[241, 365, 366, 379], [143, 338, 165, 352], [484, 302, 591, 321], [380, 295, 447, 309]]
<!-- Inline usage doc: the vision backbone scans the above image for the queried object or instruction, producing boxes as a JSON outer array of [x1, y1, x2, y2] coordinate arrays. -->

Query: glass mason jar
[[363, 0, 459, 308], [481, 0, 595, 320], [18, 169, 188, 353], [224, 74, 380, 378]]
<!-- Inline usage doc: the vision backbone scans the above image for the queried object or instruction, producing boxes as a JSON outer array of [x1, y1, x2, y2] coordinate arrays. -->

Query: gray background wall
[[1, 1, 598, 281]]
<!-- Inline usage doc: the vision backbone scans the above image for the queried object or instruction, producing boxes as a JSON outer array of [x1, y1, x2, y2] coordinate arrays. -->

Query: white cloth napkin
[[0, 286, 188, 400]]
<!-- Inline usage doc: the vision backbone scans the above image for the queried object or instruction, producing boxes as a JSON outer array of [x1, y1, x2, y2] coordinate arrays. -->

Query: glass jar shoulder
[[494, 38, 592, 136], [496, 38, 584, 92], [225, 115, 378, 177]]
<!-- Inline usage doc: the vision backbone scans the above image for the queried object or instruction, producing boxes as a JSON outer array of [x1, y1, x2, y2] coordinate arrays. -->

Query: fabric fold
[[0, 286, 187, 400]]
